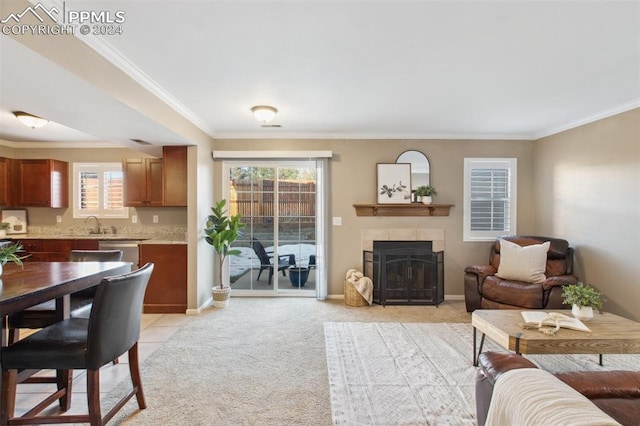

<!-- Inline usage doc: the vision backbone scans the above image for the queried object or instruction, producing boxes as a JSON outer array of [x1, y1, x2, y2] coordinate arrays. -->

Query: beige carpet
[[105, 299, 639, 425], [106, 298, 470, 425]]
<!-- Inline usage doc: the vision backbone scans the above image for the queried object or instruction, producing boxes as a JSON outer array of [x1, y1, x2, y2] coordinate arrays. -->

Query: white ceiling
[[0, 0, 638, 148]]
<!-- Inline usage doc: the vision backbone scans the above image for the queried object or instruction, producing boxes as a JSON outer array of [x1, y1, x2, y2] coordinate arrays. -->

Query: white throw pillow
[[496, 239, 550, 284]]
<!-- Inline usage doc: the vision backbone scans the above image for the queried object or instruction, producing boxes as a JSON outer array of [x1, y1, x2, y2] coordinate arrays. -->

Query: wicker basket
[[344, 280, 369, 307]]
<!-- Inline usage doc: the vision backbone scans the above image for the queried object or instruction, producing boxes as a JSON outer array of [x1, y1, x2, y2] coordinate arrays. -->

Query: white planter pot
[[212, 286, 231, 308], [0, 262, 3, 276], [571, 304, 594, 321], [421, 196, 433, 205]]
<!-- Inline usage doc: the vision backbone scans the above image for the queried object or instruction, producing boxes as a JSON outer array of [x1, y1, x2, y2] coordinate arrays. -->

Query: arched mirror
[[396, 150, 430, 190]]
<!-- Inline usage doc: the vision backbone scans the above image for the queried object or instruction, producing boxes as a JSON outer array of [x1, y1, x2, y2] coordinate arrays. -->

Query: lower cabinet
[[139, 243, 187, 313], [21, 239, 99, 261]]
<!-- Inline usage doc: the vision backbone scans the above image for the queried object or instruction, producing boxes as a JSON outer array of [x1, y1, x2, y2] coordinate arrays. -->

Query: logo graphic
[[1, 2, 126, 36], [1, 3, 59, 24]]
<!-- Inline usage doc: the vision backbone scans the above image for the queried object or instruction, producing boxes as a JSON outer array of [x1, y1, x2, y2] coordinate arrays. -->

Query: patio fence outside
[[229, 180, 316, 224]]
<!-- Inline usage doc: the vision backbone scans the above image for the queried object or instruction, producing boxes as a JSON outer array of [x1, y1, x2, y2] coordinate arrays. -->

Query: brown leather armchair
[[464, 236, 578, 312]]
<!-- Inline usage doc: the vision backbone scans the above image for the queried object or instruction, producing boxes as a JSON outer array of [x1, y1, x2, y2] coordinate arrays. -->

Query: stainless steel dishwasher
[[98, 240, 141, 267]]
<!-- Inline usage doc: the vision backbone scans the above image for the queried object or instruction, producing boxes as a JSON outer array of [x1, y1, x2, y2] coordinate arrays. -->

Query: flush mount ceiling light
[[13, 111, 49, 129], [251, 105, 278, 123]]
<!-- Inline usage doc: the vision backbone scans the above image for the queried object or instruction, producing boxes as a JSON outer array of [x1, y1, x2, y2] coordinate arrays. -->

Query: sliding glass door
[[224, 160, 321, 296]]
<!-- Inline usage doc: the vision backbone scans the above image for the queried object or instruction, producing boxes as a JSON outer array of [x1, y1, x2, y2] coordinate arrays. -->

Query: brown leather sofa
[[464, 235, 578, 312], [475, 351, 640, 426]]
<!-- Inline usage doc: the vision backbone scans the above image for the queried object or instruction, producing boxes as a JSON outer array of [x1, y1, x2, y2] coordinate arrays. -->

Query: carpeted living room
[[15, 298, 634, 425], [2, 0, 639, 425]]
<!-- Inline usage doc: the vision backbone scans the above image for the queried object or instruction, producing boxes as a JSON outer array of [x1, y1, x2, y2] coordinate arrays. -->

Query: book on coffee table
[[521, 311, 591, 332]]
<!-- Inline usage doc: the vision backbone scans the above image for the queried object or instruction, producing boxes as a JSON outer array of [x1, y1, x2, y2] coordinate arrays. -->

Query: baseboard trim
[[187, 296, 213, 315]]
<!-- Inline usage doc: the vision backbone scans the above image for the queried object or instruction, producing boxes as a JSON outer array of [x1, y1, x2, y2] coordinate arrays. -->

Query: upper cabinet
[[123, 146, 187, 207], [162, 146, 187, 207], [0, 157, 15, 207], [123, 157, 163, 207], [17, 159, 69, 208]]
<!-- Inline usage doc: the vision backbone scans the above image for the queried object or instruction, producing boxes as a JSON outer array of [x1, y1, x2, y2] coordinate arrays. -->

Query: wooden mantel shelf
[[353, 203, 454, 217]]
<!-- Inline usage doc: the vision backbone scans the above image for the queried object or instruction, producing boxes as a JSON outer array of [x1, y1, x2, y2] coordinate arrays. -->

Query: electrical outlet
[[132, 215, 138, 224], [56, 215, 62, 223], [153, 215, 159, 224]]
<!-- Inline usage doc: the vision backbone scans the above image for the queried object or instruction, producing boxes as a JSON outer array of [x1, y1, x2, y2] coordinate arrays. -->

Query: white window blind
[[73, 163, 128, 218], [463, 158, 517, 241]]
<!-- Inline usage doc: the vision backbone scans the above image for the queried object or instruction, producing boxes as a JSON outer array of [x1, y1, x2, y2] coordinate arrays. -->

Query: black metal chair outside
[[251, 238, 295, 285], [0, 263, 154, 426]]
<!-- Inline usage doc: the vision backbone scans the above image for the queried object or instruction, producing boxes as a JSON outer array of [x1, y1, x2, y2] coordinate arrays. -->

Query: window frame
[[72, 162, 129, 219], [463, 158, 517, 242]]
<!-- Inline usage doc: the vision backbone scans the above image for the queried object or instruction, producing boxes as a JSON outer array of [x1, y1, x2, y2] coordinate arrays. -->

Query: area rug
[[324, 322, 640, 425]]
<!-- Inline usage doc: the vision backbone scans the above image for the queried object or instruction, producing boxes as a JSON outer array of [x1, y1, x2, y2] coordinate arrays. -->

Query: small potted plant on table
[[562, 283, 604, 321], [204, 200, 246, 307], [0, 242, 28, 276]]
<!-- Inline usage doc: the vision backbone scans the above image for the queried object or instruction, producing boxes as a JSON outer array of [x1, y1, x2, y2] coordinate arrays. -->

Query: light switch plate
[[332, 217, 342, 226]]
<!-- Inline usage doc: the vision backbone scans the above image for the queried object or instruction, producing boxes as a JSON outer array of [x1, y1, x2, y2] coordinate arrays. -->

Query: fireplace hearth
[[363, 240, 444, 306]]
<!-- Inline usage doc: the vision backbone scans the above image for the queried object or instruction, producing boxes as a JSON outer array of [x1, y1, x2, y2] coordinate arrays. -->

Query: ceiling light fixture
[[251, 105, 278, 123], [13, 111, 49, 129]]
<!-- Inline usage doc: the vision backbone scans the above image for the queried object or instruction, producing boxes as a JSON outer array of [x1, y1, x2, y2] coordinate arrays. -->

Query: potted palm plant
[[204, 199, 246, 307], [562, 283, 604, 321], [0, 222, 10, 237], [0, 242, 28, 276]]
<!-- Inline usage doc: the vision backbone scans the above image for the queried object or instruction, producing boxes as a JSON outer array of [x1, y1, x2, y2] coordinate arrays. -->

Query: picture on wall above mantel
[[377, 163, 411, 204]]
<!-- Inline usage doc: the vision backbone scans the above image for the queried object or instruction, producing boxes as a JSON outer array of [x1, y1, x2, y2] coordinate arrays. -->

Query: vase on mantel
[[571, 304, 594, 321], [421, 196, 433, 205]]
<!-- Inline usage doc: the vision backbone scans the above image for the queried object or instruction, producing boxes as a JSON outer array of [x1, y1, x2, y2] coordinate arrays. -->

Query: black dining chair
[[0, 263, 154, 426], [251, 238, 295, 285], [7, 250, 124, 344]]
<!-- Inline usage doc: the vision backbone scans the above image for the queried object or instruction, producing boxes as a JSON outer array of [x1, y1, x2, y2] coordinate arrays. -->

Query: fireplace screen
[[363, 241, 444, 306]]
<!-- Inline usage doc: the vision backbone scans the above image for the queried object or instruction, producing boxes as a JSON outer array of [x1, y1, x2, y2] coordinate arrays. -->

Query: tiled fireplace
[[361, 229, 445, 306]]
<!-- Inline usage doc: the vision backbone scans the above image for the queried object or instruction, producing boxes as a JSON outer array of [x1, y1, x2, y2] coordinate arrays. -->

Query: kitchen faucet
[[85, 215, 102, 234]]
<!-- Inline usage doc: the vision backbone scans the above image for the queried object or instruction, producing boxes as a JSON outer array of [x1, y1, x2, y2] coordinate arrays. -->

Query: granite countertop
[[5, 234, 186, 244]]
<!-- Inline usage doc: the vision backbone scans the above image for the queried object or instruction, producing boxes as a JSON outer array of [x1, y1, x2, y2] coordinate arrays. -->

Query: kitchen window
[[463, 158, 517, 241], [72, 163, 128, 218]]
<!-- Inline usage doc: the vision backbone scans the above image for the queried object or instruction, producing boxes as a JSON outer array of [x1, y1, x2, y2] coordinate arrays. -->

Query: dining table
[[1, 261, 132, 348], [0, 261, 133, 407]]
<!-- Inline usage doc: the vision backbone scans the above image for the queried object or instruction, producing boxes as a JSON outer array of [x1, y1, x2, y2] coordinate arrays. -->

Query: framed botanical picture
[[377, 163, 412, 204]]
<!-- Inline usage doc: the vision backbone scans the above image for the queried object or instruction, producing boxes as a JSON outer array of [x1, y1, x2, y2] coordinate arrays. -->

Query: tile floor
[[10, 313, 191, 419]]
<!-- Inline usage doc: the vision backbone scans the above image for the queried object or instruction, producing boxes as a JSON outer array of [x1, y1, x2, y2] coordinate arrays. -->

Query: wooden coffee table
[[471, 309, 640, 366]]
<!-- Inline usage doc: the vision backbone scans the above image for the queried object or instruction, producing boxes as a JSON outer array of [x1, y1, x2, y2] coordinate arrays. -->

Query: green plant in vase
[[0, 242, 28, 275], [203, 199, 246, 307], [415, 185, 437, 204], [562, 283, 604, 321]]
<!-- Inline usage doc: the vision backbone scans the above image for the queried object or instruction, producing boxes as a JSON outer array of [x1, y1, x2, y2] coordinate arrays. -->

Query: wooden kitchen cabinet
[[162, 146, 187, 207], [139, 243, 187, 313], [16, 159, 69, 208], [122, 157, 163, 207], [123, 146, 187, 207], [20, 239, 99, 261], [0, 157, 15, 207]]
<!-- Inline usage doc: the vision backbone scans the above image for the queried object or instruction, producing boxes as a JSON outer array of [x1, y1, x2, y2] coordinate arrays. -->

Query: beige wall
[[213, 138, 536, 297], [533, 108, 640, 321]]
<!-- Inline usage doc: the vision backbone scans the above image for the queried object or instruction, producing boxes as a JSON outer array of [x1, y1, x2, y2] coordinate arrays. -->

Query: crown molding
[[212, 131, 534, 140], [533, 98, 640, 140], [0, 139, 125, 149], [61, 13, 213, 137]]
